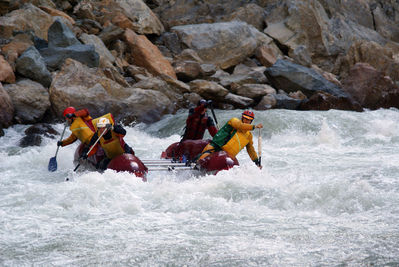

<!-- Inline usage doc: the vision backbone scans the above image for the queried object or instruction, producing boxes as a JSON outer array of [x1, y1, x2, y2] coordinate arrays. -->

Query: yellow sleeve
[[228, 117, 255, 131], [245, 133, 258, 161], [61, 133, 77, 146]]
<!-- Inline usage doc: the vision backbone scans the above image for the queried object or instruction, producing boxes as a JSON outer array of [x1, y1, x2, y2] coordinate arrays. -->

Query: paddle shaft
[[209, 104, 219, 130], [258, 128, 262, 166], [54, 124, 67, 157], [73, 128, 108, 172]]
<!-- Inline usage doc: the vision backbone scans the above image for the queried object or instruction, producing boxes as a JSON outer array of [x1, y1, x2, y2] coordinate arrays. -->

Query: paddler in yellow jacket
[[82, 117, 134, 170], [198, 110, 263, 169], [57, 106, 96, 149]]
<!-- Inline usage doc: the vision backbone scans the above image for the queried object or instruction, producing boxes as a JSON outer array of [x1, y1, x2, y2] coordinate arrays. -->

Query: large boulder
[[124, 29, 176, 78], [189, 80, 229, 101], [154, 0, 267, 29], [263, 0, 387, 73], [40, 44, 99, 71], [49, 58, 129, 118], [79, 33, 115, 65], [49, 59, 174, 123], [171, 21, 274, 69], [117, 88, 174, 124], [102, 0, 164, 35], [0, 4, 54, 40], [0, 55, 15, 83], [16, 46, 52, 87], [0, 83, 14, 128], [341, 63, 399, 109], [334, 40, 399, 82], [3, 79, 50, 124], [299, 92, 363, 112], [47, 18, 80, 48], [0, 33, 34, 70], [265, 59, 348, 98]]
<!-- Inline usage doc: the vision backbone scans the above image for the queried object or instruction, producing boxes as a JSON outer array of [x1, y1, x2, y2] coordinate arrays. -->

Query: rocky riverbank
[[1, 0, 399, 136]]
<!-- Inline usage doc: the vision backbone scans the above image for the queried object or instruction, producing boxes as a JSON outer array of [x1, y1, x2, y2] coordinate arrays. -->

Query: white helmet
[[97, 117, 110, 128]]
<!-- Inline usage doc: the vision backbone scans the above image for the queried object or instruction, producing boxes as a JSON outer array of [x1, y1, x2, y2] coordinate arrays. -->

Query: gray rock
[[4, 79, 50, 124], [265, 59, 348, 98], [40, 44, 99, 71], [223, 93, 254, 108], [172, 21, 270, 69], [274, 94, 303, 110], [16, 46, 52, 87], [48, 18, 81, 48]]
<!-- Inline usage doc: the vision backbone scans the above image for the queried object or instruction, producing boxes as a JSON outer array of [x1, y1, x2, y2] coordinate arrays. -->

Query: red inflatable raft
[[161, 140, 239, 174], [74, 143, 148, 180]]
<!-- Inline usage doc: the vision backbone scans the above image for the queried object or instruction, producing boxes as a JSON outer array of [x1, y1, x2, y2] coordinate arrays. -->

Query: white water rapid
[[1, 109, 398, 266]]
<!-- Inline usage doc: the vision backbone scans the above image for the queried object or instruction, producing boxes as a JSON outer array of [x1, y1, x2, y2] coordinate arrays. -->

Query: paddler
[[198, 110, 263, 169], [57, 107, 96, 150], [181, 99, 218, 140], [82, 117, 134, 170]]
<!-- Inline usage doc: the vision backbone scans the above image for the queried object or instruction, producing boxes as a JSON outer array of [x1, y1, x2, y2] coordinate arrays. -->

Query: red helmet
[[63, 106, 76, 117], [242, 110, 255, 121]]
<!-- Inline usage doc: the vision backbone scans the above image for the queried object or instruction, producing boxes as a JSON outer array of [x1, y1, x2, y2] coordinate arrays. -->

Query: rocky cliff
[[1, 0, 399, 130]]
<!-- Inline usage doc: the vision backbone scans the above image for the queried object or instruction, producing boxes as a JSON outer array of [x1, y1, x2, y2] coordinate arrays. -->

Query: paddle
[[208, 101, 219, 130], [258, 128, 262, 167], [48, 123, 67, 172], [73, 128, 108, 172]]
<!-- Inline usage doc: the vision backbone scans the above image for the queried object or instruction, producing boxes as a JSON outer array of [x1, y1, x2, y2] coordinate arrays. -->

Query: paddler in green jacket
[[198, 110, 263, 169]]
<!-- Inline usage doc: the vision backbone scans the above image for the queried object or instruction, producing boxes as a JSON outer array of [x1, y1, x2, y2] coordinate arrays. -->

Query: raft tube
[[161, 139, 210, 162], [74, 143, 148, 180], [196, 151, 239, 174]]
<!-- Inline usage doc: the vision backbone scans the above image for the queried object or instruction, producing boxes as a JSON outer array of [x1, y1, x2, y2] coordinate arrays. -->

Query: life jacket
[[99, 131, 126, 159], [69, 116, 95, 145], [222, 129, 253, 159], [184, 114, 211, 140], [211, 121, 237, 149], [211, 117, 257, 160], [92, 113, 115, 130]]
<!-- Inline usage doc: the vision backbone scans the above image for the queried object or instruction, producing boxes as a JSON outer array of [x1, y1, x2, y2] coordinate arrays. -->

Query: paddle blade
[[48, 157, 57, 172]]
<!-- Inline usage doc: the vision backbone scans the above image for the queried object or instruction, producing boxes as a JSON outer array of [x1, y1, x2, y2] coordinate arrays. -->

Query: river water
[[1, 109, 398, 266]]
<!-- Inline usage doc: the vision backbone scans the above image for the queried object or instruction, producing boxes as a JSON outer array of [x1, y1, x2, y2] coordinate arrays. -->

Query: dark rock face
[[342, 63, 399, 110], [265, 59, 348, 98], [0, 83, 14, 128], [40, 44, 100, 71], [19, 134, 42, 147], [16, 46, 52, 87], [47, 18, 81, 48], [299, 92, 363, 112], [24, 123, 59, 138]]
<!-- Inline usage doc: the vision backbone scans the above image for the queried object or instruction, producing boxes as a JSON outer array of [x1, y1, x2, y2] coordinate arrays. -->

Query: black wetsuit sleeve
[[113, 124, 126, 136]]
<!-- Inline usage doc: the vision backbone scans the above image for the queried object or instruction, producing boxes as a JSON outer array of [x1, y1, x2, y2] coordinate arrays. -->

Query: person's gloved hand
[[254, 158, 261, 167], [57, 141, 62, 147], [80, 148, 89, 160], [106, 123, 113, 131], [207, 100, 213, 106], [65, 113, 76, 119]]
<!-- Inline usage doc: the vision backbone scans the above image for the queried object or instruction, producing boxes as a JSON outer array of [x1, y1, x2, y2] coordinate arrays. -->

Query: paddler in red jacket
[[181, 99, 218, 140], [198, 110, 263, 169], [57, 106, 96, 149], [82, 117, 134, 170]]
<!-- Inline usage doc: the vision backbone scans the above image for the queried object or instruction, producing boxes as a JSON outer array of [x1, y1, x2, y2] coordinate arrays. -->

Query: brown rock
[[0, 4, 54, 40], [0, 55, 16, 83], [341, 63, 399, 109], [0, 83, 14, 128], [1, 34, 33, 70], [124, 29, 176, 78], [299, 92, 363, 112], [39, 6, 75, 25], [255, 45, 278, 67]]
